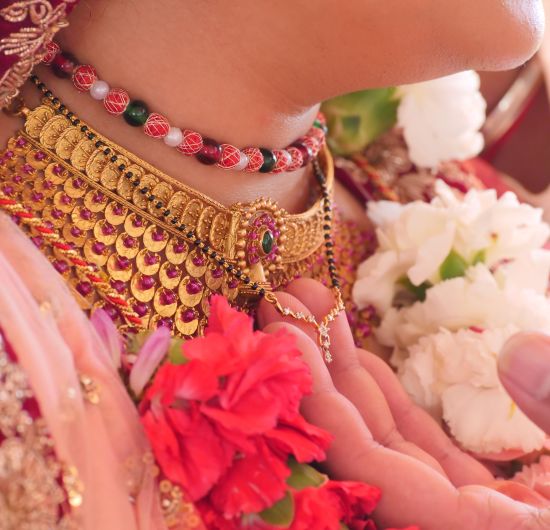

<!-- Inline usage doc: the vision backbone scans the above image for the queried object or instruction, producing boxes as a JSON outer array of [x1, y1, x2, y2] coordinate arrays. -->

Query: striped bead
[[242, 147, 263, 172], [144, 113, 170, 139], [272, 149, 292, 173], [104, 88, 130, 115], [217, 144, 241, 170], [72, 65, 97, 92], [177, 130, 203, 156]]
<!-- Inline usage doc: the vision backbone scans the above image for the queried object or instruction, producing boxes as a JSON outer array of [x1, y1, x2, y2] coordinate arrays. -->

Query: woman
[[0, 0, 548, 529]]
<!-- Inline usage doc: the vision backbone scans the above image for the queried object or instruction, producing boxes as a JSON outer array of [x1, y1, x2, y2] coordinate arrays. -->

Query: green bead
[[261, 230, 274, 254], [123, 100, 149, 127], [259, 148, 277, 173]]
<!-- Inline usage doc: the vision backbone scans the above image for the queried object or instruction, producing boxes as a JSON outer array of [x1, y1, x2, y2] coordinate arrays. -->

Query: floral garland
[[93, 296, 418, 530], [353, 181, 550, 457]]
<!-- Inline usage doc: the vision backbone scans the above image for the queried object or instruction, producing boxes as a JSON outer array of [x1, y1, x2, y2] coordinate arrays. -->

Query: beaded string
[[0, 191, 144, 328], [41, 42, 328, 175], [25, 76, 343, 363]]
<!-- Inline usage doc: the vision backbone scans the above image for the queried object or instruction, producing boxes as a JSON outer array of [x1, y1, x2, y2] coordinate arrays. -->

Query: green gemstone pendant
[[261, 230, 274, 254]]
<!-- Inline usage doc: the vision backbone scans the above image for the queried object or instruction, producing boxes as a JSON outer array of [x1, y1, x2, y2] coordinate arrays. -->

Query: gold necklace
[[1, 78, 344, 362]]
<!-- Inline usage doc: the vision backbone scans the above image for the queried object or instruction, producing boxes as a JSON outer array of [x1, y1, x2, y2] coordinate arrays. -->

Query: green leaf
[[260, 492, 295, 527], [168, 338, 189, 365], [440, 250, 469, 280], [471, 249, 487, 265], [396, 276, 431, 303], [321, 88, 399, 156], [286, 461, 327, 490]]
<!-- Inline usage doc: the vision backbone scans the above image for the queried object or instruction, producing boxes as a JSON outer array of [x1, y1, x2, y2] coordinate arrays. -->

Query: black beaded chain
[[29, 75, 341, 298]]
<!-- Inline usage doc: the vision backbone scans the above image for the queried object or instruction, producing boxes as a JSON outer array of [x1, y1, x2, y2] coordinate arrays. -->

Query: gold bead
[[237, 250, 246, 259]]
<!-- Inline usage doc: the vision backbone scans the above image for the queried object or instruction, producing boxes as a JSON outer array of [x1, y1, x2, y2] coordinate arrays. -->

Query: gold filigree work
[[0, 332, 79, 529], [0, 0, 73, 107]]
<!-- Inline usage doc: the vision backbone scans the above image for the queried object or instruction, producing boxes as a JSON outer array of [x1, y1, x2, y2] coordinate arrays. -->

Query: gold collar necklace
[[1, 77, 344, 363]]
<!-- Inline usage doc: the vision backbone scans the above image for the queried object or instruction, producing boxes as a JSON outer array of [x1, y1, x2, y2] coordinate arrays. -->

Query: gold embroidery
[[78, 374, 100, 405], [0, 333, 79, 529], [0, 1, 72, 108]]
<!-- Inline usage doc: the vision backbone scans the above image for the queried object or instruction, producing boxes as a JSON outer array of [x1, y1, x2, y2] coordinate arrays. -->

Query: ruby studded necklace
[[41, 42, 328, 175]]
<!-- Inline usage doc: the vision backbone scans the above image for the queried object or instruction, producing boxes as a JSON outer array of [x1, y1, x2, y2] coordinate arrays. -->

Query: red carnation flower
[[288, 486, 342, 530]]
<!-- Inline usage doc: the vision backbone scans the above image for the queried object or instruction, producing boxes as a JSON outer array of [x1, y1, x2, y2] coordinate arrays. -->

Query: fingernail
[[499, 333, 550, 400]]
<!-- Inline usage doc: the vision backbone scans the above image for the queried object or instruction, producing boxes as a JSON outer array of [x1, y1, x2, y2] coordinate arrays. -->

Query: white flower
[[397, 71, 486, 168], [399, 326, 546, 453], [353, 182, 550, 315]]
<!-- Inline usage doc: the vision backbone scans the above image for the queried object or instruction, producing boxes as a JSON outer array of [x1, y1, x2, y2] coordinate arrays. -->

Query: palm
[[258, 278, 550, 530]]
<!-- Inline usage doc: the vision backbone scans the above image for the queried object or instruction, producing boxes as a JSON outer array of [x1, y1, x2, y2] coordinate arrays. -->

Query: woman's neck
[[0, 0, 321, 213]]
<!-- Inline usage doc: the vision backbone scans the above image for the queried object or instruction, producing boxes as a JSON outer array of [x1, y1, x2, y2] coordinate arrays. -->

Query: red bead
[[242, 147, 264, 172], [290, 142, 313, 168], [309, 126, 325, 141], [196, 138, 222, 165], [72, 65, 97, 92], [144, 113, 170, 139], [104, 88, 130, 115], [286, 147, 304, 171], [272, 149, 292, 174], [217, 144, 241, 170], [52, 53, 77, 79], [302, 136, 320, 156], [42, 41, 60, 65], [177, 130, 203, 156]]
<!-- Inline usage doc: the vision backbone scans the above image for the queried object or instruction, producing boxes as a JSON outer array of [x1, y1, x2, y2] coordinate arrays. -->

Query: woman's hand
[[258, 278, 550, 530]]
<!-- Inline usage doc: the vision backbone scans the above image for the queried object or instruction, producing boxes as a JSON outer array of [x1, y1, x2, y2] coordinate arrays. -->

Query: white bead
[[163, 127, 183, 147], [90, 80, 110, 101], [234, 152, 249, 171]]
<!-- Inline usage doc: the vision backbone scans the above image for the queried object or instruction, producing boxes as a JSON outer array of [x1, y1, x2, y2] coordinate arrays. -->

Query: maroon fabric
[[0, 0, 80, 107]]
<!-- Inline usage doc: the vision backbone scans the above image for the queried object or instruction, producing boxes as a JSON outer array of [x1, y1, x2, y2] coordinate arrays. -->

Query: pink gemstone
[[144, 113, 170, 139], [31, 191, 44, 202], [76, 281, 93, 296], [31, 236, 43, 248], [2, 184, 14, 195], [42, 41, 60, 65], [166, 267, 179, 279], [72, 64, 98, 92], [133, 302, 149, 317], [80, 208, 92, 220], [132, 217, 144, 228], [181, 309, 196, 323], [113, 205, 124, 216], [34, 151, 46, 161], [52, 165, 63, 175], [93, 191, 105, 203], [157, 318, 174, 330], [103, 304, 119, 321], [144, 253, 159, 266], [160, 291, 176, 305], [152, 229, 165, 242], [123, 236, 136, 248], [12, 175, 22, 183], [4, 151, 14, 159], [242, 147, 264, 172], [217, 144, 241, 170], [22, 164, 34, 174], [102, 223, 115, 235], [117, 257, 130, 269], [52, 208, 65, 219], [110, 280, 126, 293], [173, 242, 186, 254], [273, 229, 281, 238], [272, 149, 292, 174], [228, 279, 239, 289], [70, 226, 81, 237], [192, 255, 206, 267], [92, 241, 106, 254], [177, 130, 203, 156], [43, 221, 53, 230], [104, 88, 130, 115], [43, 180, 54, 190], [73, 177, 84, 189], [186, 279, 202, 295], [53, 260, 69, 274], [212, 268, 223, 279], [61, 194, 72, 205], [139, 275, 156, 290], [249, 254, 260, 265], [248, 231, 258, 241], [16, 138, 27, 147]]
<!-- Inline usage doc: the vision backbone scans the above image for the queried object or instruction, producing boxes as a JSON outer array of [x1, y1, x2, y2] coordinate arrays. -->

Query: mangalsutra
[[40, 42, 327, 174], [1, 77, 343, 363]]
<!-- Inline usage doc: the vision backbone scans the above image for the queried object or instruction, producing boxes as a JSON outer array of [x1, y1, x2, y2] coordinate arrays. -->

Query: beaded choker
[[1, 79, 344, 362], [41, 42, 328, 174]]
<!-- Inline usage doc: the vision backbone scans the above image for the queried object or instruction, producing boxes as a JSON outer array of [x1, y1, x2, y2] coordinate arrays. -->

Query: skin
[[0, 0, 547, 526]]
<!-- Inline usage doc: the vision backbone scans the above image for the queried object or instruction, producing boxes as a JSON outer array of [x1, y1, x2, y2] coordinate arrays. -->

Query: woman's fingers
[[259, 279, 446, 474], [498, 332, 550, 434], [357, 348, 494, 487]]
